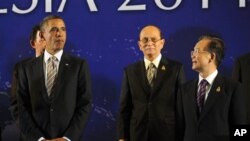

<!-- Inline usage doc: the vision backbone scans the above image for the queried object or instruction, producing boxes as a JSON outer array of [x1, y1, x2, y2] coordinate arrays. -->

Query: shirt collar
[[144, 54, 162, 69], [198, 69, 218, 85], [44, 49, 63, 63]]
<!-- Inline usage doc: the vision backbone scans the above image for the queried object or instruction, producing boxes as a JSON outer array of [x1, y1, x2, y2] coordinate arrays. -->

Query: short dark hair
[[40, 15, 64, 31], [199, 35, 225, 66], [29, 25, 40, 42]]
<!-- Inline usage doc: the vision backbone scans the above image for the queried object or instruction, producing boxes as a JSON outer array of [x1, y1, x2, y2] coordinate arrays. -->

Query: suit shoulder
[[124, 60, 142, 70], [16, 57, 33, 64], [65, 53, 88, 63], [164, 58, 183, 67], [14, 57, 34, 68], [214, 74, 240, 91], [182, 79, 196, 88], [222, 76, 240, 87], [236, 52, 250, 62]]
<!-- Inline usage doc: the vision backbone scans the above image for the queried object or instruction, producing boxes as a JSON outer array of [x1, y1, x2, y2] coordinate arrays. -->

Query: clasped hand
[[43, 138, 66, 141]]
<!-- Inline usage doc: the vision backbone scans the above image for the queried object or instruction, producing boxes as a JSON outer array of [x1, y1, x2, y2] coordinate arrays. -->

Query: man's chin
[[192, 66, 197, 71], [145, 51, 155, 56], [54, 45, 64, 50]]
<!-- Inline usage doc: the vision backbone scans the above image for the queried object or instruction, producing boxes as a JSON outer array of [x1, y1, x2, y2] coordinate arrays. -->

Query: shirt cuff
[[38, 137, 45, 141], [63, 136, 71, 141]]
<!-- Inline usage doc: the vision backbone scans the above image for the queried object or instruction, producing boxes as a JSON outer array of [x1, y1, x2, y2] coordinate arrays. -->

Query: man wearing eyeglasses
[[176, 35, 247, 141], [117, 25, 186, 141]]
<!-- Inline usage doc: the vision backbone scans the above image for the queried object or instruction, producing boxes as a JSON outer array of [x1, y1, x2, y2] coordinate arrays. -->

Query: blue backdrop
[[0, 0, 250, 140]]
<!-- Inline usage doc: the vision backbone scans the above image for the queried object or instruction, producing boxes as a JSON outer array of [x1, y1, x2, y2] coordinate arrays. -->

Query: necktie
[[147, 63, 157, 87], [197, 79, 208, 112], [47, 56, 57, 97]]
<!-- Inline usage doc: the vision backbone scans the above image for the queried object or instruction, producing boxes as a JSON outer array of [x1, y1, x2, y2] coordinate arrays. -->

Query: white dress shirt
[[144, 54, 162, 70], [43, 50, 63, 89], [197, 70, 218, 103]]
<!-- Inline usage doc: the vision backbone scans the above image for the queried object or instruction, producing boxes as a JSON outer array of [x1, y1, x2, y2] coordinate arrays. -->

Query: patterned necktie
[[47, 56, 57, 97], [197, 79, 208, 112], [147, 63, 157, 87]]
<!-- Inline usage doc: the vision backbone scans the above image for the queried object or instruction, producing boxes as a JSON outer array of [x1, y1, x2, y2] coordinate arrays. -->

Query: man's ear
[[138, 41, 142, 51], [209, 52, 216, 63], [161, 39, 165, 49], [30, 40, 35, 49], [39, 31, 44, 39]]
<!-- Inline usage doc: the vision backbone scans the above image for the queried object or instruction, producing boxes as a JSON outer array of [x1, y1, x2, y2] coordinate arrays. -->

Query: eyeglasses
[[140, 37, 162, 43], [191, 50, 210, 56]]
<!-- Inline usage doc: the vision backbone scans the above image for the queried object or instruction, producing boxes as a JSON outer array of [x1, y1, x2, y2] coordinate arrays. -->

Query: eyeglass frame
[[191, 49, 211, 56], [139, 37, 163, 44]]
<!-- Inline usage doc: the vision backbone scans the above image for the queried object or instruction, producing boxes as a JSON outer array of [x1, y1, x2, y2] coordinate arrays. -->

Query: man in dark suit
[[10, 24, 46, 122], [232, 53, 250, 124], [117, 25, 186, 141], [11, 15, 92, 141], [9, 24, 47, 141], [177, 35, 247, 141]]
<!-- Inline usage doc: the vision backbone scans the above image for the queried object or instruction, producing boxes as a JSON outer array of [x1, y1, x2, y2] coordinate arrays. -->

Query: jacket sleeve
[[229, 82, 247, 125], [232, 58, 242, 82], [178, 65, 186, 85], [175, 65, 186, 96], [176, 86, 185, 141], [10, 63, 20, 122], [117, 69, 132, 140], [11, 62, 44, 141]]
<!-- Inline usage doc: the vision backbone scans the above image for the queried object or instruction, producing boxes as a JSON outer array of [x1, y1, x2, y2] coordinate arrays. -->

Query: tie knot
[[200, 79, 208, 87], [51, 56, 57, 61], [148, 63, 155, 69], [48, 56, 57, 62]]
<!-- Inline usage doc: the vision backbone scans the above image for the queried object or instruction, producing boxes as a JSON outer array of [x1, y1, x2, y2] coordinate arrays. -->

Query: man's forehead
[[47, 19, 65, 26], [195, 39, 210, 49], [140, 29, 160, 38]]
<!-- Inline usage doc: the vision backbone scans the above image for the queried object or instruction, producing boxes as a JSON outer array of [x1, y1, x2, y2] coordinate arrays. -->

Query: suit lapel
[[51, 53, 70, 101], [150, 58, 169, 99], [32, 55, 50, 102], [187, 80, 199, 122], [135, 61, 151, 95], [247, 56, 250, 72], [199, 74, 224, 121]]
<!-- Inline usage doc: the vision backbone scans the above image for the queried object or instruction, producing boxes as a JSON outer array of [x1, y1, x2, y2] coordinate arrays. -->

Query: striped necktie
[[197, 79, 208, 112], [147, 63, 157, 87], [47, 56, 57, 97]]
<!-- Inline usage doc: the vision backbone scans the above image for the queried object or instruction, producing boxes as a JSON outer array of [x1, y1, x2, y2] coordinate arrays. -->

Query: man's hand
[[44, 138, 66, 141]]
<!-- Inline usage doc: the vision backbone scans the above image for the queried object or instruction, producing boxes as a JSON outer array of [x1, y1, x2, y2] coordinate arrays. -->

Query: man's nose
[[56, 29, 63, 37], [146, 39, 154, 45]]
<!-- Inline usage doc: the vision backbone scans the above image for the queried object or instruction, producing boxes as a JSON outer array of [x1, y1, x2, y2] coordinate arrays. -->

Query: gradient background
[[0, 0, 250, 140]]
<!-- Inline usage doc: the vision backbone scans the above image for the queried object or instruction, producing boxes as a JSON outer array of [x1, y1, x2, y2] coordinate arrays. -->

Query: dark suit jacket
[[10, 58, 32, 123], [232, 53, 250, 123], [117, 58, 186, 141], [177, 74, 247, 141], [11, 53, 92, 141]]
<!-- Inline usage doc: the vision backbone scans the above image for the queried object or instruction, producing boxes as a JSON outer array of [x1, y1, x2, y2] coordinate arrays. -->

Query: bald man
[[117, 25, 186, 141]]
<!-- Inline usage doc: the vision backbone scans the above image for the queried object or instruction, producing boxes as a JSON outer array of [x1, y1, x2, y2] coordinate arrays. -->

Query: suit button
[[50, 108, 54, 112]]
